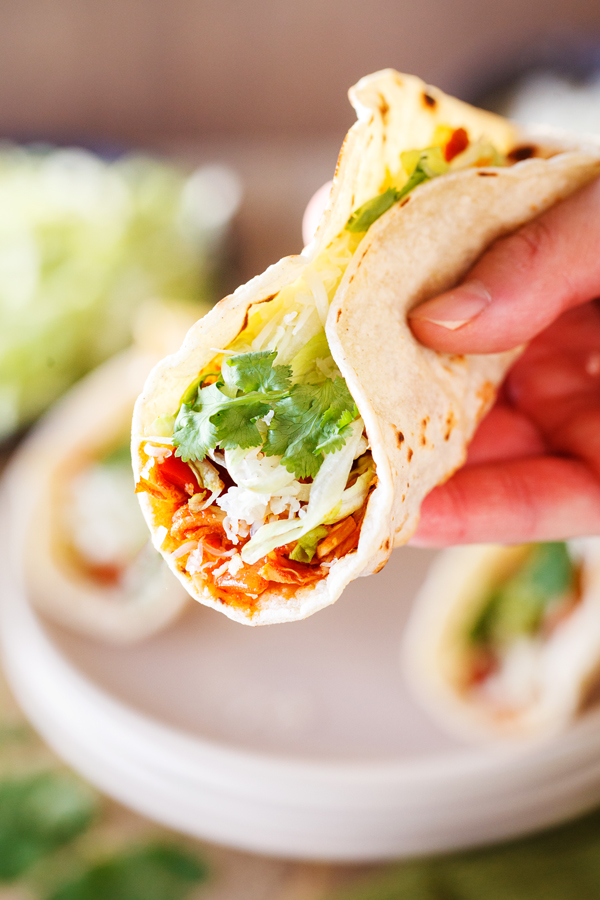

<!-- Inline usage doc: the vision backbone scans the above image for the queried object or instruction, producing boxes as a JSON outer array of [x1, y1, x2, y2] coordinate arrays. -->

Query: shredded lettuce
[[241, 420, 363, 564], [346, 146, 449, 232], [290, 526, 329, 563], [323, 467, 373, 525]]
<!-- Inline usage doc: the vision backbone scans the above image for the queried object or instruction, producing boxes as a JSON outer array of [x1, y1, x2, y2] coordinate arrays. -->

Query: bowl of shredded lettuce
[[0, 146, 241, 440]]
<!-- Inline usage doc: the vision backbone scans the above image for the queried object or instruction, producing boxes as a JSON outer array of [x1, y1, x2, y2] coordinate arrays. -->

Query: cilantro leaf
[[0, 772, 97, 881], [223, 350, 291, 393], [174, 359, 289, 463], [173, 350, 359, 477], [265, 378, 357, 478], [173, 382, 228, 462], [47, 842, 207, 900], [212, 400, 270, 450]]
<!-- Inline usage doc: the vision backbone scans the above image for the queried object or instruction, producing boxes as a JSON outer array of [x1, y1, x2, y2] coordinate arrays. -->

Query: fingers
[[302, 181, 333, 246], [412, 456, 600, 546], [465, 404, 546, 466], [409, 177, 600, 353]]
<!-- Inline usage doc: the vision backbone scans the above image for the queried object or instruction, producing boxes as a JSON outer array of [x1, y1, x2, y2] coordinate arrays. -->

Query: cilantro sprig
[[173, 350, 358, 479]]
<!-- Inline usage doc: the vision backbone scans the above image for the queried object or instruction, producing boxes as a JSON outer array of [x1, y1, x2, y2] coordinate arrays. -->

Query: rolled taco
[[18, 301, 199, 644], [132, 69, 600, 626], [402, 540, 600, 740]]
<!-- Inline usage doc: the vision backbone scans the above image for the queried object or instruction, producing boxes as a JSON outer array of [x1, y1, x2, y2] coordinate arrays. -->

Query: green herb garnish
[[173, 350, 357, 479], [0, 772, 96, 881], [47, 843, 207, 900]]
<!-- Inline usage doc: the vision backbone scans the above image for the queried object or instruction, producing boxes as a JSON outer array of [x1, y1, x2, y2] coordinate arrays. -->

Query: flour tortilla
[[402, 540, 600, 741], [133, 70, 600, 626]]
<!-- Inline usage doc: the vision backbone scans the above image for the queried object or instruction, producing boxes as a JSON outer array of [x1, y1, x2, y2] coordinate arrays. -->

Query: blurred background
[[2, 2, 600, 899]]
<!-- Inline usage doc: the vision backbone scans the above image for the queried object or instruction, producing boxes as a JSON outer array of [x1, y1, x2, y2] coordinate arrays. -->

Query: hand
[[409, 177, 600, 545], [303, 176, 600, 546]]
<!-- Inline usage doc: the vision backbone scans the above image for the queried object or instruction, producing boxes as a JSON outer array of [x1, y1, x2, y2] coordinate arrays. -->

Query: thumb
[[408, 176, 600, 353]]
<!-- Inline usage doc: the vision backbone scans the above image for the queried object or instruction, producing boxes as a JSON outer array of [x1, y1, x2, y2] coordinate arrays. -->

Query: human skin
[[303, 177, 600, 546]]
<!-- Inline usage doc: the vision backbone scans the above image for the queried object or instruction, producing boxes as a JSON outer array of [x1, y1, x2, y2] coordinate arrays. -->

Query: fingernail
[[409, 280, 492, 330]]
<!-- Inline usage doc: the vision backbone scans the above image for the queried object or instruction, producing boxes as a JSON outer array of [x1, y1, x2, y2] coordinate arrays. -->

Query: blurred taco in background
[[9, 302, 197, 644], [402, 540, 600, 740], [132, 69, 600, 626], [0, 150, 240, 441]]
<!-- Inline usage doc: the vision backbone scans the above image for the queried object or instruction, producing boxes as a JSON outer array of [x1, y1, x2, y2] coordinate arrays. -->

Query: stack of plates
[[3, 443, 600, 861]]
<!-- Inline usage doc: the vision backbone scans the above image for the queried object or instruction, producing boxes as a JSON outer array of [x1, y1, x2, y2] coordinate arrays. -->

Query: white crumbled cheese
[[478, 638, 541, 711], [213, 555, 244, 579], [68, 461, 151, 567], [283, 311, 298, 325], [218, 486, 269, 543], [140, 457, 155, 480], [269, 496, 301, 518], [212, 560, 230, 579], [292, 304, 315, 336], [251, 317, 278, 351], [264, 409, 274, 426], [228, 554, 244, 575], [185, 545, 204, 574], [143, 442, 172, 462], [171, 540, 198, 560]]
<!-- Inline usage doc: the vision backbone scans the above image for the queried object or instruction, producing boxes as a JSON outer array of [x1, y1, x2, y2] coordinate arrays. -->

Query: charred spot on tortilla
[[378, 95, 390, 122], [397, 430, 405, 446], [383, 538, 391, 551], [476, 380, 495, 421], [477, 171, 499, 176], [444, 410, 457, 441], [336, 308, 343, 321], [407, 447, 414, 462], [422, 92, 437, 109], [400, 197, 411, 207], [508, 145, 536, 162]]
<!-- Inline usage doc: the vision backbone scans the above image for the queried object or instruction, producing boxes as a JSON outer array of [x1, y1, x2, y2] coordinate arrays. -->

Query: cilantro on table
[[173, 350, 358, 479], [346, 146, 448, 232], [0, 772, 97, 881], [46, 843, 207, 900]]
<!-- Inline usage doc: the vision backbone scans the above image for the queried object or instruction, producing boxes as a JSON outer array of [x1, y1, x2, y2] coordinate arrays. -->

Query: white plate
[[4, 448, 600, 861]]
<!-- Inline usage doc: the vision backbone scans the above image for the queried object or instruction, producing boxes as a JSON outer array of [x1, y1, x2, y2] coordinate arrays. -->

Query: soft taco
[[15, 301, 199, 643], [402, 540, 600, 740], [132, 69, 600, 626]]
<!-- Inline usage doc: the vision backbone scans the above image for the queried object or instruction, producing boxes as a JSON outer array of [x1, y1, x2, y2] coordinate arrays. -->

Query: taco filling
[[63, 440, 167, 592], [134, 128, 533, 612], [464, 542, 582, 712]]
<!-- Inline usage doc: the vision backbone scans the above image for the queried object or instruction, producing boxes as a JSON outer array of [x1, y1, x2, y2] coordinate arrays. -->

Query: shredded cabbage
[[241, 420, 364, 564]]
